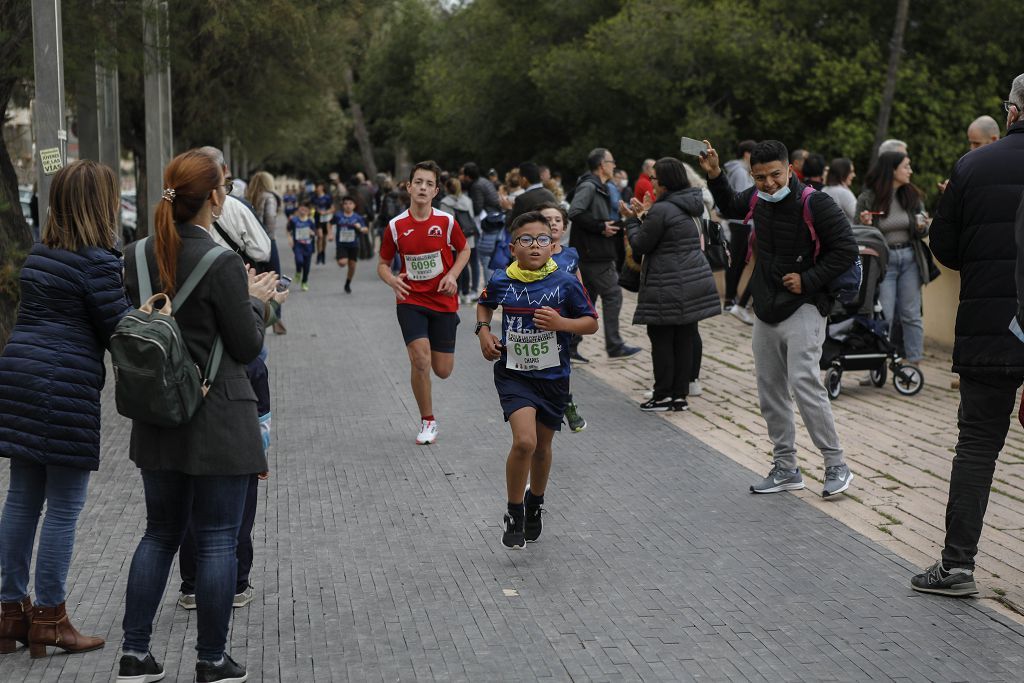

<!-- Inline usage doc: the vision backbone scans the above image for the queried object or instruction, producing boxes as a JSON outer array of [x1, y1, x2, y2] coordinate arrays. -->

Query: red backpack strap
[[743, 190, 758, 225], [800, 186, 821, 261]]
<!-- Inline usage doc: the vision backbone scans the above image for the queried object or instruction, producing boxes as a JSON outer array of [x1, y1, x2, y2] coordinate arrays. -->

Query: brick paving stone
[[3, 264, 1024, 681]]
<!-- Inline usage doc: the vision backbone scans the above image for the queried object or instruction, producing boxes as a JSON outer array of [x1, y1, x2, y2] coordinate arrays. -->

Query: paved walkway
[[3, 263, 1024, 681]]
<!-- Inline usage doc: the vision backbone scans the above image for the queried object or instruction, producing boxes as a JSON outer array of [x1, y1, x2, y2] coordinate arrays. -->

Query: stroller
[[819, 226, 924, 399]]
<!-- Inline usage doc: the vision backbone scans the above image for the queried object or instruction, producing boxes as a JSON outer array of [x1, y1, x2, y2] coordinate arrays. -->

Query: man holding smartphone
[[568, 148, 640, 360]]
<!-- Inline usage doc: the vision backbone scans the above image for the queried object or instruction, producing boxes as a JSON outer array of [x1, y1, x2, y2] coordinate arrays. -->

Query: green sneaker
[[564, 402, 586, 432], [301, 282, 309, 292]]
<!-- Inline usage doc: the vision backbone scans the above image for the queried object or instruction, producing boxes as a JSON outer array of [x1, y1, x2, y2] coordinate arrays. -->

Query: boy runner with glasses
[[476, 211, 599, 549], [378, 161, 471, 445]]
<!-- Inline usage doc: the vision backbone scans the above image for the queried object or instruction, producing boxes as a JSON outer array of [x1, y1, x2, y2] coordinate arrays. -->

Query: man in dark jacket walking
[[702, 139, 858, 497], [911, 75, 1024, 598], [507, 161, 556, 225], [568, 148, 640, 359]]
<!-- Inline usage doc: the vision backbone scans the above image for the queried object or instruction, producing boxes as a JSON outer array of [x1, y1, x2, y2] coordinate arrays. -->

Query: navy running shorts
[[396, 304, 460, 353], [493, 362, 570, 431], [336, 245, 359, 262]]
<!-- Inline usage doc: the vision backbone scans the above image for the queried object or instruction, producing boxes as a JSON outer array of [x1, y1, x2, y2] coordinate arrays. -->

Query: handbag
[[920, 240, 941, 282], [619, 239, 642, 293], [696, 216, 730, 271]]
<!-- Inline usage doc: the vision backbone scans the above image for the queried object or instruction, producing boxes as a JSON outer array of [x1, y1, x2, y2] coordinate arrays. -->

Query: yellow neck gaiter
[[506, 258, 558, 283]]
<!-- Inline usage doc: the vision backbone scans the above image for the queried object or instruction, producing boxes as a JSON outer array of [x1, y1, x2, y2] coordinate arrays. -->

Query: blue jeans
[[458, 246, 481, 295], [879, 245, 924, 362], [0, 459, 91, 606], [122, 470, 248, 661], [477, 231, 500, 282]]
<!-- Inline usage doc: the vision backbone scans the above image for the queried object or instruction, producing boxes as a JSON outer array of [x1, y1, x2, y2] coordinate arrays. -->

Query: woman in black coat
[[116, 150, 278, 683], [0, 161, 130, 657], [623, 157, 721, 412]]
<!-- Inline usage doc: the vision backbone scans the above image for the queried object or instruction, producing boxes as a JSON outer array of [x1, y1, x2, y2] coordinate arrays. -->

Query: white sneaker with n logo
[[416, 420, 438, 445]]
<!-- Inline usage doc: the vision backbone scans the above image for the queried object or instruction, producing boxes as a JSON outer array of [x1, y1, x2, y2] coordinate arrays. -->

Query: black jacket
[[709, 174, 857, 323], [568, 173, 616, 262], [469, 177, 501, 216], [507, 185, 557, 225], [0, 245, 130, 470], [626, 188, 721, 326], [932, 122, 1024, 376], [124, 225, 268, 475]]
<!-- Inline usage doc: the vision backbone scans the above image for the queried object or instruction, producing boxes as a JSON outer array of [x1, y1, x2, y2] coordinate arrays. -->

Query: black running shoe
[[910, 560, 979, 597], [116, 653, 165, 683], [502, 511, 525, 549], [344, 281, 352, 294], [640, 397, 673, 412], [569, 349, 589, 364], [671, 398, 689, 412], [195, 653, 247, 683], [524, 504, 543, 542]]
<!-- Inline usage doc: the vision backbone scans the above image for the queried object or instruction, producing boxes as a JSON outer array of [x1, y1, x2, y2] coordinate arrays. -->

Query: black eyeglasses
[[1004, 100, 1018, 114], [223, 180, 234, 194], [512, 234, 552, 248]]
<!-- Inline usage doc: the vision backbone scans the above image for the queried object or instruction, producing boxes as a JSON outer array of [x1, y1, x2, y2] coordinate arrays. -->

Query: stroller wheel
[[893, 364, 924, 396], [825, 367, 843, 400], [870, 364, 887, 388]]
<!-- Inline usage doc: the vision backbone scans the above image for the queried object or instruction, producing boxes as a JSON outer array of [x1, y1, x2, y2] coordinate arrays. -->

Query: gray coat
[[123, 225, 268, 476], [626, 188, 721, 326]]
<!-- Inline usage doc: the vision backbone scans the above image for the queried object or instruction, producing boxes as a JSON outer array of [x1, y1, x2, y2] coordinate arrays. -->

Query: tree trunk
[[343, 64, 377, 178], [0, 79, 34, 350], [871, 0, 911, 165]]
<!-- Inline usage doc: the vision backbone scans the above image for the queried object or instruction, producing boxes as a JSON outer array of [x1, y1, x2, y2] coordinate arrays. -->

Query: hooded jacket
[[933, 121, 1024, 376], [626, 188, 721, 326], [709, 173, 858, 323]]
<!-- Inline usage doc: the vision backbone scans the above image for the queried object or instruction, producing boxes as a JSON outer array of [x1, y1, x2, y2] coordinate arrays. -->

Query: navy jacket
[[0, 244, 131, 470], [932, 121, 1024, 376]]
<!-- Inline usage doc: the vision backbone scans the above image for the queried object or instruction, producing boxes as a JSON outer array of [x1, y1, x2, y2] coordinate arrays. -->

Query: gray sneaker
[[911, 560, 978, 597], [750, 464, 805, 494], [177, 592, 196, 610], [822, 464, 853, 498], [233, 585, 254, 608]]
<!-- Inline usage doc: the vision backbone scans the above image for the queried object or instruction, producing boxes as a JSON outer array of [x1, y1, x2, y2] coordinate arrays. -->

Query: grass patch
[[877, 525, 893, 536], [993, 587, 1007, 597], [874, 509, 903, 526], [991, 486, 1024, 505]]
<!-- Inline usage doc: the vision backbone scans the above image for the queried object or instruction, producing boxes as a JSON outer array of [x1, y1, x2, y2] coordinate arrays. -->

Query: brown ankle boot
[[0, 596, 32, 653], [27, 603, 104, 658], [273, 320, 287, 335]]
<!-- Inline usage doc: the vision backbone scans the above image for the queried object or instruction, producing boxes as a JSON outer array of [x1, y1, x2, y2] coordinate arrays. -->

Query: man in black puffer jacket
[[703, 139, 858, 498], [910, 74, 1024, 598]]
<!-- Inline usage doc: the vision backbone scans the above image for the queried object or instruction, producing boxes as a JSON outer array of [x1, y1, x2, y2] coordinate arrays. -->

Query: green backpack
[[110, 238, 228, 427]]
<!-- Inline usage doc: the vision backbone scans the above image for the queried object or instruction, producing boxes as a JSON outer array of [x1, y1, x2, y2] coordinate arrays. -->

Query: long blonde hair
[[246, 171, 276, 209], [42, 160, 118, 251]]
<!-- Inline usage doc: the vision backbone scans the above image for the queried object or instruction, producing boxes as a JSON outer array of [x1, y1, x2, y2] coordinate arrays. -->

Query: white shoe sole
[[177, 597, 196, 610], [502, 542, 525, 550], [910, 583, 979, 597], [751, 481, 806, 494], [415, 436, 436, 445], [822, 474, 854, 498], [116, 674, 166, 683]]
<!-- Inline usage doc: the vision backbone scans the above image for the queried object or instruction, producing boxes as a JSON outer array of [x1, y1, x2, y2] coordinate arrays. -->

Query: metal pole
[[143, 0, 172, 236], [31, 0, 67, 225], [77, 62, 119, 173]]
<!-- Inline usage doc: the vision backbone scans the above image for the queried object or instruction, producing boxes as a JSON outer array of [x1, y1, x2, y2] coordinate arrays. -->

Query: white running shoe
[[688, 380, 703, 397], [728, 304, 754, 325], [643, 388, 654, 400], [416, 419, 438, 445]]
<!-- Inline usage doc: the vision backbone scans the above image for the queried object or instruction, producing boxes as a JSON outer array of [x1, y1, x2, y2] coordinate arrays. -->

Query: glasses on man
[[512, 234, 553, 248], [223, 180, 234, 195], [603, 158, 616, 165], [1004, 100, 1019, 114]]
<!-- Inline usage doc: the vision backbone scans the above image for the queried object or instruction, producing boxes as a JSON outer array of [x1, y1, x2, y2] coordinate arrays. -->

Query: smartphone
[[276, 274, 292, 292], [680, 137, 709, 157]]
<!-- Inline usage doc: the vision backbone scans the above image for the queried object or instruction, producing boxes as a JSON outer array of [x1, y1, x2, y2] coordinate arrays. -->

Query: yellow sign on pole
[[39, 148, 63, 175]]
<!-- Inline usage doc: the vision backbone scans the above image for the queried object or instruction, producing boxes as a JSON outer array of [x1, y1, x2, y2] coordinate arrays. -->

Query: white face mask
[[757, 185, 791, 203], [616, 179, 628, 189]]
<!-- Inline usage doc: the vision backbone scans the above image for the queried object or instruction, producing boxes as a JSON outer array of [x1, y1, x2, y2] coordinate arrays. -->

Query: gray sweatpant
[[752, 304, 845, 470]]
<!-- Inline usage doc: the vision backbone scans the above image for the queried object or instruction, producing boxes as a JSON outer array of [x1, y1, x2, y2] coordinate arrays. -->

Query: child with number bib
[[476, 211, 598, 549], [288, 202, 316, 291], [332, 196, 368, 293], [539, 203, 588, 433]]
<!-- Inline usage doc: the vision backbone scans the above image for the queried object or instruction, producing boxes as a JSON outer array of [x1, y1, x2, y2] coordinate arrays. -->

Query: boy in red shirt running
[[378, 161, 471, 444]]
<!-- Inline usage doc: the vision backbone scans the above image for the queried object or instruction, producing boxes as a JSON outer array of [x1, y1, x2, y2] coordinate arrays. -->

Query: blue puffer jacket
[[0, 244, 131, 470]]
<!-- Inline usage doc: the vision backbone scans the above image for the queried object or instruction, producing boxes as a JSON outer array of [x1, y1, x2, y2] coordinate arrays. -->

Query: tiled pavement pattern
[[581, 281, 1024, 621], [3, 263, 1024, 681]]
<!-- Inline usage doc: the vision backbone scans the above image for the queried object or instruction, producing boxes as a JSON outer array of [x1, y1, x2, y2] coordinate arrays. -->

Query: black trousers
[[943, 373, 1024, 570], [647, 323, 697, 400], [692, 325, 702, 381], [725, 221, 751, 304], [180, 473, 260, 594]]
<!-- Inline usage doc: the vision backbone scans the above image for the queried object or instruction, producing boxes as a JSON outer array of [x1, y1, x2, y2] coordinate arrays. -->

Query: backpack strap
[[171, 246, 229, 311], [213, 221, 245, 257], [743, 190, 758, 225], [135, 238, 152, 302], [799, 186, 821, 261]]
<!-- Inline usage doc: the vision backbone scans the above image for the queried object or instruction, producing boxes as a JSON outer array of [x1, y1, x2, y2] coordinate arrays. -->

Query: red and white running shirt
[[379, 208, 467, 313]]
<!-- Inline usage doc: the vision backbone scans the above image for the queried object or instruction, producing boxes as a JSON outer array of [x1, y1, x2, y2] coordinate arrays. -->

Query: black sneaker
[[502, 511, 525, 549], [195, 653, 247, 683], [640, 397, 674, 412], [671, 398, 689, 412], [116, 653, 165, 683], [569, 349, 589, 364], [608, 344, 641, 359], [524, 504, 543, 542], [344, 281, 352, 294], [910, 560, 979, 597]]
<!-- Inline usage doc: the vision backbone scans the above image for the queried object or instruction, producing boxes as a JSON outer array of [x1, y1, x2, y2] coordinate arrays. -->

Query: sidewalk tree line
[[1, 0, 1023, 346]]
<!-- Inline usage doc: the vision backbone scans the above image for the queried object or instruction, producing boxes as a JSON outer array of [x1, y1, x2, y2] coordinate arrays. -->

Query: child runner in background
[[288, 202, 316, 291], [312, 183, 333, 265], [476, 211, 598, 549], [283, 186, 298, 218], [538, 202, 588, 433], [333, 196, 368, 293]]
